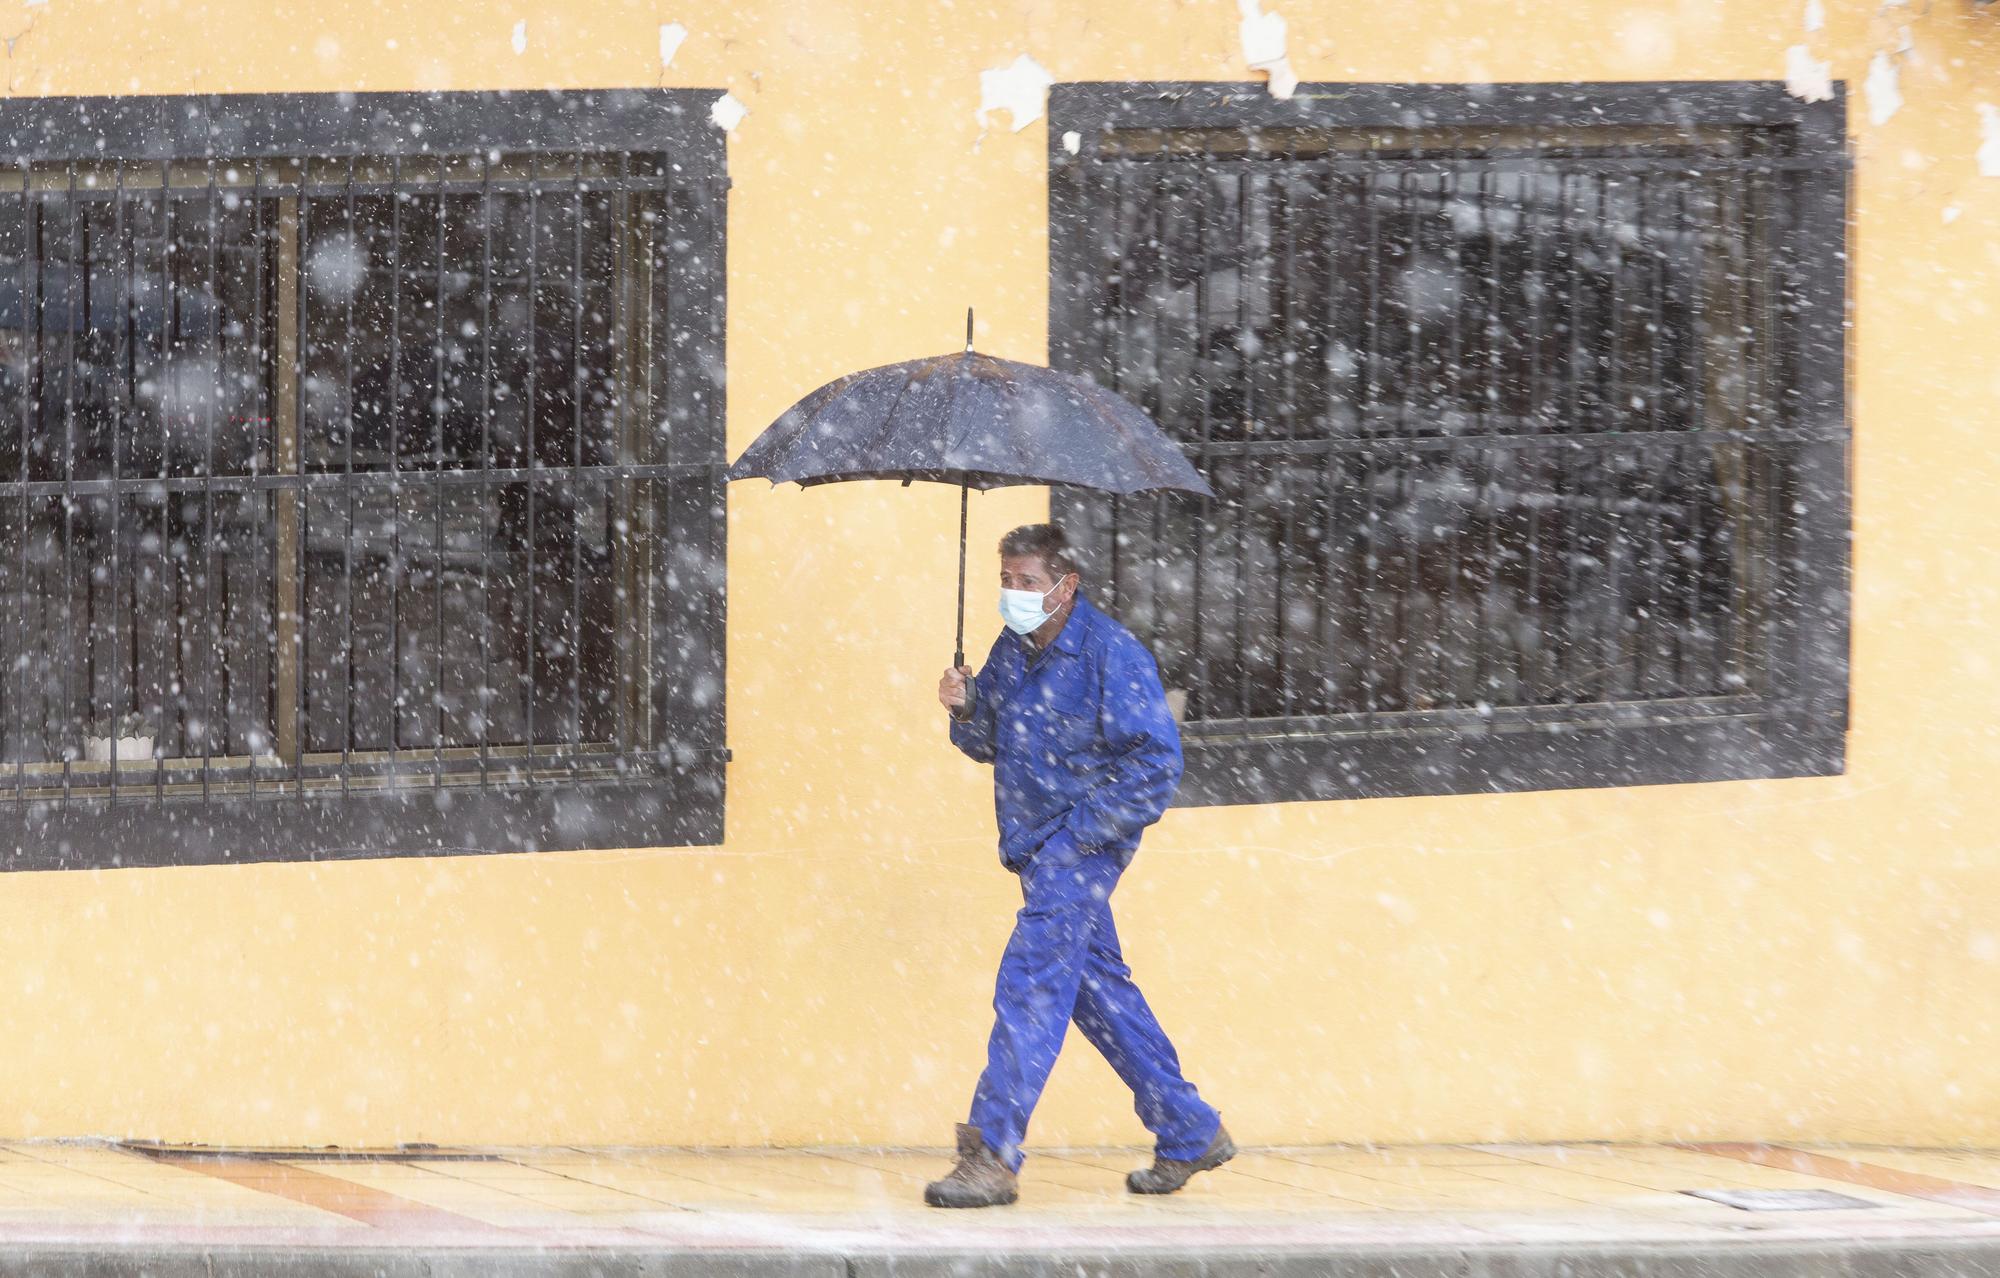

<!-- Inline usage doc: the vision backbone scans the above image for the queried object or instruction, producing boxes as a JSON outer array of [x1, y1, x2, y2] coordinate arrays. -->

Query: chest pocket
[[1031, 680, 1099, 758]]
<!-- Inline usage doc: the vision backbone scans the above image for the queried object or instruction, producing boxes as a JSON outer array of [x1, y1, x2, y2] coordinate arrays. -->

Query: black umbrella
[[727, 310, 1215, 666]]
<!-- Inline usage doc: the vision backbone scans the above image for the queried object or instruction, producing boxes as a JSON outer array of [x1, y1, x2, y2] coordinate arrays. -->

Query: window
[[1049, 83, 1849, 805], [0, 91, 728, 867]]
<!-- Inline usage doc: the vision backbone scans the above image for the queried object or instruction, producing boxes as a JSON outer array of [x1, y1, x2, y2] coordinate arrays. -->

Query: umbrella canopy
[[726, 349, 1215, 498], [727, 313, 1215, 666]]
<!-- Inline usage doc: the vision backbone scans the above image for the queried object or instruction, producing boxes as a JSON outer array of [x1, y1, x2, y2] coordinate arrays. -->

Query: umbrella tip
[[965, 306, 974, 353]]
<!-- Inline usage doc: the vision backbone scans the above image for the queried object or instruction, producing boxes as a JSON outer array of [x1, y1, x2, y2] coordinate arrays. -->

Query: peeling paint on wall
[[1865, 51, 1901, 126], [1238, 0, 1298, 100], [710, 90, 746, 133], [1785, 44, 1833, 103], [976, 53, 1052, 132], [659, 21, 686, 69]]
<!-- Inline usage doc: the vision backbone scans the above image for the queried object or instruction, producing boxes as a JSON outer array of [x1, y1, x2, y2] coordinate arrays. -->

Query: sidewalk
[[0, 1139, 1993, 1275]]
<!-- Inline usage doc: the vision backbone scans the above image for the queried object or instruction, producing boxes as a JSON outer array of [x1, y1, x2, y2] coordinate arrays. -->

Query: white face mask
[[999, 575, 1073, 636]]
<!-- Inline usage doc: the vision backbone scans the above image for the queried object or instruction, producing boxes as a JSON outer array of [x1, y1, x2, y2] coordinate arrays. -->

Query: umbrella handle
[[954, 480, 968, 670]]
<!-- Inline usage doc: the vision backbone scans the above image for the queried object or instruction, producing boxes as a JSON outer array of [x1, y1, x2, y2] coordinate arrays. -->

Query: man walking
[[925, 523, 1231, 1209]]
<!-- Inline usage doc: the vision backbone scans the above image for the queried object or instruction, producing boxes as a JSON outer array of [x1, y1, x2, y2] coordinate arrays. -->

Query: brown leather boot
[[1126, 1124, 1236, 1194], [923, 1123, 1019, 1208]]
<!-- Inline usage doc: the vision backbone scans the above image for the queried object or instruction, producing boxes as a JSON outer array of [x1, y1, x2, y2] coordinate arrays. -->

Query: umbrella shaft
[[954, 481, 968, 670]]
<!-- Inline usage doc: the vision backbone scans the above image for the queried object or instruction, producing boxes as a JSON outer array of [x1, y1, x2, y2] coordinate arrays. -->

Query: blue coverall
[[948, 592, 1221, 1173]]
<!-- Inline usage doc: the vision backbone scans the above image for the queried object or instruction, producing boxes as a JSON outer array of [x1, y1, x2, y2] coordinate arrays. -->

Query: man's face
[[1001, 553, 1076, 608]]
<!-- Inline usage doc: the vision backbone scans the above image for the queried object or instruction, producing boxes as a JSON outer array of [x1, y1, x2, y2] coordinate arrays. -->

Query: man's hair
[[999, 523, 1081, 581]]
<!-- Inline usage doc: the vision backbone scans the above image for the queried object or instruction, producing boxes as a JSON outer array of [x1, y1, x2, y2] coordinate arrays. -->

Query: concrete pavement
[[0, 1140, 1989, 1274]]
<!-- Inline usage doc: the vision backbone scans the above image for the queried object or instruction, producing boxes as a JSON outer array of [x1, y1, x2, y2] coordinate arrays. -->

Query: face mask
[[999, 575, 1073, 636]]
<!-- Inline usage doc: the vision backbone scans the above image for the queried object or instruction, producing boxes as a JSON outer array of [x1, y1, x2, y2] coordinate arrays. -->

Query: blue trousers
[[967, 848, 1220, 1173]]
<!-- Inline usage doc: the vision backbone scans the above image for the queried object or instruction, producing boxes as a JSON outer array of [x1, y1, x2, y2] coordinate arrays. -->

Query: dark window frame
[[1048, 81, 1850, 806], [0, 89, 729, 869]]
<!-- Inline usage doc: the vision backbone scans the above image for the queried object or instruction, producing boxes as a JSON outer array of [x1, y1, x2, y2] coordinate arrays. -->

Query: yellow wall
[[0, 0, 1994, 1149]]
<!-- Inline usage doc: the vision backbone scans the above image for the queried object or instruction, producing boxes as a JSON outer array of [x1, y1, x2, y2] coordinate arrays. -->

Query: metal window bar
[[1224, 166, 1240, 720], [1436, 166, 1468, 707], [60, 164, 79, 806], [385, 156, 401, 787], [1145, 167, 1174, 684], [197, 157, 219, 802], [1394, 165, 1419, 714], [568, 152, 585, 782], [1636, 173, 1669, 700], [1357, 163, 1383, 728], [430, 157, 446, 792], [248, 159, 268, 803], [108, 165, 126, 801], [291, 178, 309, 802], [1473, 169, 1504, 704], [1101, 159, 1127, 610], [476, 151, 493, 787], [1273, 144, 1299, 718], [1187, 166, 1213, 720], [523, 155, 538, 784], [12, 157, 29, 808], [340, 155, 358, 795]]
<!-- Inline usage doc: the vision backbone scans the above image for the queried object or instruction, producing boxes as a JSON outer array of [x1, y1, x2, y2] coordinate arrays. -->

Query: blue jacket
[[949, 593, 1184, 872]]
